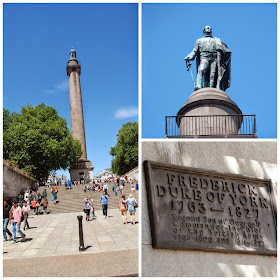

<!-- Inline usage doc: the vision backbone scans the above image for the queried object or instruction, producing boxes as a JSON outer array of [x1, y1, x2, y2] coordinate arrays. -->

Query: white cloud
[[45, 79, 68, 94], [114, 106, 138, 120]]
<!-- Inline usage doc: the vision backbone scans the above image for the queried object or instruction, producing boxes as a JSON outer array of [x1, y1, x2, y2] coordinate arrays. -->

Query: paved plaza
[[3, 183, 139, 277]]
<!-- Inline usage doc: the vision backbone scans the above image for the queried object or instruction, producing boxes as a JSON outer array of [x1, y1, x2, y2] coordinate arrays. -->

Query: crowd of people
[[83, 178, 138, 224], [3, 200, 26, 244], [4, 177, 138, 244], [3, 185, 54, 243], [18, 187, 51, 214]]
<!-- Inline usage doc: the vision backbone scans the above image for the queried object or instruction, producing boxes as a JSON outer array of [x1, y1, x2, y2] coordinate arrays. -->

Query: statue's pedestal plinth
[[176, 88, 243, 137], [69, 158, 94, 183]]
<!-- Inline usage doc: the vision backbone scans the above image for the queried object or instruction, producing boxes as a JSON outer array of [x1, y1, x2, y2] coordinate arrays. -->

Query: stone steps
[[36, 182, 137, 214]]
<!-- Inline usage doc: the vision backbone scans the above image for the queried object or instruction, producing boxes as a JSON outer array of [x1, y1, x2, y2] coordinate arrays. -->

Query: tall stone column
[[67, 48, 93, 183]]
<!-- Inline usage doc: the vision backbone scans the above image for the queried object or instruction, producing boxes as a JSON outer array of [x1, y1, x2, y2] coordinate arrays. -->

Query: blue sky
[[4, 4, 138, 177], [142, 3, 277, 138]]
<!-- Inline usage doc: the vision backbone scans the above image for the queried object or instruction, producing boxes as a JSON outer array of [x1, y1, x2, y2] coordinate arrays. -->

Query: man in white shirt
[[22, 201, 30, 230], [103, 184, 108, 195]]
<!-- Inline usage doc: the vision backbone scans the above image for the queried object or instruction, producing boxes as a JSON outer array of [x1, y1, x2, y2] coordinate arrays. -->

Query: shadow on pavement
[[22, 238, 34, 242], [113, 273, 138, 277]]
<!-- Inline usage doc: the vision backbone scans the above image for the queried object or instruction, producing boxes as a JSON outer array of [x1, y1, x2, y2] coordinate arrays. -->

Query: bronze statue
[[69, 48, 76, 59], [185, 26, 231, 91]]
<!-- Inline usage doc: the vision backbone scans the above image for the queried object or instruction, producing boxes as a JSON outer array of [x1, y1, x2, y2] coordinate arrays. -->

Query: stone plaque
[[144, 160, 277, 256]]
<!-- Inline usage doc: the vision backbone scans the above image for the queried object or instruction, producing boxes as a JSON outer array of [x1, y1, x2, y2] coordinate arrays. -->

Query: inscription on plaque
[[144, 161, 277, 255]]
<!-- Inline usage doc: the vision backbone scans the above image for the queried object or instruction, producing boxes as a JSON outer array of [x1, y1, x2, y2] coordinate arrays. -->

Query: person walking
[[10, 201, 26, 244], [113, 183, 118, 196], [22, 201, 30, 230], [42, 189, 47, 199], [52, 188, 57, 204], [88, 197, 95, 218], [37, 192, 42, 204], [36, 200, 40, 215], [24, 191, 30, 205], [135, 181, 139, 194], [3, 200, 12, 241], [31, 197, 37, 214], [84, 197, 92, 221], [103, 183, 108, 195], [18, 194, 24, 207], [30, 191, 35, 202], [100, 191, 109, 218], [131, 183, 136, 195], [119, 195, 128, 224], [43, 198, 48, 214], [123, 194, 138, 225]]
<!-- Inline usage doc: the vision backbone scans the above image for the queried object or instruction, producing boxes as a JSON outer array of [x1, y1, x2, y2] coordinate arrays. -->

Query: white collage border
[[0, 0, 279, 279]]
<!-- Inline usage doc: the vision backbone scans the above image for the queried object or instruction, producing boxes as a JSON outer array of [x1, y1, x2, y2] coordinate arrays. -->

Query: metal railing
[[165, 115, 257, 138]]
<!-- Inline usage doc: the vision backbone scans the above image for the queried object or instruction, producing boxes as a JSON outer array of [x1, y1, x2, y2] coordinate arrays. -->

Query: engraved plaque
[[144, 160, 277, 255]]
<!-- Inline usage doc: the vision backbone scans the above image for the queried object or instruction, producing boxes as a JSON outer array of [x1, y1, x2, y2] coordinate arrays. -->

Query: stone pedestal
[[176, 88, 243, 137], [69, 159, 94, 183]]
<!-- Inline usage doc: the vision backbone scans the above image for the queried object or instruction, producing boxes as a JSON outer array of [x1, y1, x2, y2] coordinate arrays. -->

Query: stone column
[[66, 50, 94, 183], [67, 57, 87, 159]]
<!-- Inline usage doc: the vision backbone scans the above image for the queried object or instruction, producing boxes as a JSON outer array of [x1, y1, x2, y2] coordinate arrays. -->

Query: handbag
[[83, 209, 87, 213], [132, 200, 138, 208]]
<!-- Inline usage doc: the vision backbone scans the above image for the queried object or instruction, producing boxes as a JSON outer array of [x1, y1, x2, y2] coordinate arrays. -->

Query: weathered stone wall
[[3, 160, 37, 199], [142, 141, 277, 277], [124, 166, 138, 182]]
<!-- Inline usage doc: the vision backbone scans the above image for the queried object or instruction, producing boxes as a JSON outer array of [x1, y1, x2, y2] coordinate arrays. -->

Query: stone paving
[[3, 208, 138, 259]]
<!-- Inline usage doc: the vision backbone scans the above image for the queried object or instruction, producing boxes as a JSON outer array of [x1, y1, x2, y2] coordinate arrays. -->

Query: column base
[[69, 159, 94, 183], [176, 88, 244, 137]]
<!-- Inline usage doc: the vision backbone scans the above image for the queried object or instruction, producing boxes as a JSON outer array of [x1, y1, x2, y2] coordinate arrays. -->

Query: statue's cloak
[[196, 37, 231, 91]]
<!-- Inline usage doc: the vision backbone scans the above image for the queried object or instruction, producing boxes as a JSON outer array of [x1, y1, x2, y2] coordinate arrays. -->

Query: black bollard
[[77, 215, 86, 251]]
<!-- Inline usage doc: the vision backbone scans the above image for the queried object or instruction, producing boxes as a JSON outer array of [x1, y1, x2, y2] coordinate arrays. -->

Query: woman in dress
[[123, 194, 137, 225], [52, 188, 57, 204], [119, 195, 128, 224]]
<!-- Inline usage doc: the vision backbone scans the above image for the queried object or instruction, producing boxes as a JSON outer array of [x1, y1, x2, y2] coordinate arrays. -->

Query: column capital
[[67, 63, 81, 76]]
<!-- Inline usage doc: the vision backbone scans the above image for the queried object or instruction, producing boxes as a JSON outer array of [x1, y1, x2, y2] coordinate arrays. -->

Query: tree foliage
[[110, 121, 138, 176], [3, 103, 82, 180]]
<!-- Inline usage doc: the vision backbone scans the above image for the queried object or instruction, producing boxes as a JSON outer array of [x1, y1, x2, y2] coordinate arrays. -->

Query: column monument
[[67, 48, 94, 183]]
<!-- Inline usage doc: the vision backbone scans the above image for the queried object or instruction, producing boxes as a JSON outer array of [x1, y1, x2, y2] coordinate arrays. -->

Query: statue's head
[[203, 25, 212, 37]]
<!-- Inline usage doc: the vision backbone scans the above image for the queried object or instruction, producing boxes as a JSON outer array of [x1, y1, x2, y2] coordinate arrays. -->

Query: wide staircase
[[37, 182, 138, 214]]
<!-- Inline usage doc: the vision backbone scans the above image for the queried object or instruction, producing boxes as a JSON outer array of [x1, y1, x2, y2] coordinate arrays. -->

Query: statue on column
[[185, 25, 231, 92], [69, 48, 76, 58]]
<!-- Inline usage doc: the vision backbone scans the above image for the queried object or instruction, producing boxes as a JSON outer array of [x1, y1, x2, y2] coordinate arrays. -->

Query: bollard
[[77, 215, 86, 251]]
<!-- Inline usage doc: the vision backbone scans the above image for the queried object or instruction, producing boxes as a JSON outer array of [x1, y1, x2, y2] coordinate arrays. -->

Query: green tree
[[110, 121, 138, 175], [3, 103, 82, 180]]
